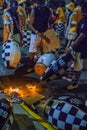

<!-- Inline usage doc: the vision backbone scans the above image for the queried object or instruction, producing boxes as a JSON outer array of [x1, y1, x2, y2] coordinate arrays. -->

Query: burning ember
[[2, 87, 23, 103], [4, 87, 23, 98], [0, 82, 44, 104], [26, 84, 36, 89], [9, 87, 19, 93], [4, 87, 19, 94], [4, 84, 37, 97]]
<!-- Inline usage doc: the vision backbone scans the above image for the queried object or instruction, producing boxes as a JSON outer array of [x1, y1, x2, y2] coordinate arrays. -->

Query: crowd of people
[[1, 0, 87, 90]]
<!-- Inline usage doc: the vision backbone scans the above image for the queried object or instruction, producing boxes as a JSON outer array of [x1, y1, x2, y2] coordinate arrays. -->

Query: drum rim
[[34, 62, 47, 76]]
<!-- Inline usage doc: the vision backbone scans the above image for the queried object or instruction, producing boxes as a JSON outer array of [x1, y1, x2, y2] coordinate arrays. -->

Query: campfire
[[3, 84, 37, 98]]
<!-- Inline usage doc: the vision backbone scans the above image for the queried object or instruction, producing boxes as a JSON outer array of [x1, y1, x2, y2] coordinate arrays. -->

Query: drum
[[2, 40, 21, 69], [34, 53, 56, 76], [41, 28, 60, 53], [43, 95, 87, 130], [54, 22, 65, 39], [22, 29, 31, 48]]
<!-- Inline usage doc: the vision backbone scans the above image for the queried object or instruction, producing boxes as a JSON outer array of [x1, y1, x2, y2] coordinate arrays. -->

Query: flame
[[3, 83, 38, 98], [4, 87, 19, 94], [4, 87, 23, 98], [9, 87, 19, 93], [26, 84, 36, 92]]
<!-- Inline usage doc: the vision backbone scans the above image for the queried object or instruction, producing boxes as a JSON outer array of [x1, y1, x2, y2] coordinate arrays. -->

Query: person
[[15, 0, 59, 75], [3, 0, 22, 43], [54, 1, 66, 40], [17, 0, 27, 30], [0, 0, 3, 9], [3, 0, 11, 10], [29, 0, 53, 68], [3, 0, 11, 42], [64, 2, 77, 47], [65, 2, 87, 89]]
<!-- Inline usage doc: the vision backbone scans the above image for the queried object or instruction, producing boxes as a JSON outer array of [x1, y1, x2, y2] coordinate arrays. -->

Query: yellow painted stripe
[[20, 102, 56, 130]]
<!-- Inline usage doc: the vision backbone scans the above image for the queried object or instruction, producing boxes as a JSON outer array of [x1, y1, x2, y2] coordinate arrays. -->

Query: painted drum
[[40, 52, 73, 81], [0, 98, 14, 130], [22, 29, 31, 48], [43, 95, 87, 130], [2, 40, 21, 69], [34, 53, 56, 76]]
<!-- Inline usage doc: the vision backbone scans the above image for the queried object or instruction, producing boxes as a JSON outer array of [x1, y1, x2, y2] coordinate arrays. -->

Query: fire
[[9, 87, 19, 93], [4, 87, 19, 94], [4, 87, 23, 98], [3, 84, 37, 98], [26, 84, 36, 89], [26, 84, 36, 93]]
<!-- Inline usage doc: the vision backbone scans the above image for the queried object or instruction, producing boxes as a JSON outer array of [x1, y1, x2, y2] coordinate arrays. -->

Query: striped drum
[[2, 40, 21, 69], [34, 53, 56, 76]]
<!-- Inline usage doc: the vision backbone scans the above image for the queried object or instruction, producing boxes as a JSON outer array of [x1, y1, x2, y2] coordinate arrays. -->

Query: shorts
[[29, 33, 41, 53]]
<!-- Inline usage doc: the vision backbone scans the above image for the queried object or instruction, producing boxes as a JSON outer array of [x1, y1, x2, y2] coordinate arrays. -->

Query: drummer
[[0, 0, 3, 9], [17, 0, 27, 30], [28, 0, 54, 69], [3, 0, 22, 43]]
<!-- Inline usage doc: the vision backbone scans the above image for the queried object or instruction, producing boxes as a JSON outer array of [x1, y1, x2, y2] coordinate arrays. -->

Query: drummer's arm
[[48, 9, 57, 29], [4, 14, 14, 38], [8, 23, 14, 34], [30, 9, 38, 34]]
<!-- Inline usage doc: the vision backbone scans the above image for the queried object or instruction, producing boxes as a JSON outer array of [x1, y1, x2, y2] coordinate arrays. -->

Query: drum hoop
[[35, 62, 47, 68]]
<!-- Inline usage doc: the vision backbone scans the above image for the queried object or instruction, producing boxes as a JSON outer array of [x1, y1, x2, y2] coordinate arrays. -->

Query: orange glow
[[4, 87, 23, 98], [26, 84, 36, 89], [26, 84, 36, 93], [4, 87, 19, 94], [3, 84, 38, 98], [10, 87, 19, 93]]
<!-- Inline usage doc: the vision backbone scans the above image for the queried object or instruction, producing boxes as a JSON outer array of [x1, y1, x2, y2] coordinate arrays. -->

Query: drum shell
[[2, 40, 21, 69], [22, 29, 31, 48], [34, 53, 56, 76], [43, 96, 87, 130]]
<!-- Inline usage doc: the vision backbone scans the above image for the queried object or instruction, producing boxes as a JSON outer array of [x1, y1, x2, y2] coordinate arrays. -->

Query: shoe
[[62, 76, 72, 82], [27, 67, 34, 73], [67, 84, 78, 90]]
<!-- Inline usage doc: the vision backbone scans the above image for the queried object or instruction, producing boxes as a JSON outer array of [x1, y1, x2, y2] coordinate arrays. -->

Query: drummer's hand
[[71, 41, 75, 46], [65, 46, 72, 53], [37, 32, 43, 37]]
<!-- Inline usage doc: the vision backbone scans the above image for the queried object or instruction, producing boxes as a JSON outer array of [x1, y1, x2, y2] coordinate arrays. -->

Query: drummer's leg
[[29, 34, 40, 67]]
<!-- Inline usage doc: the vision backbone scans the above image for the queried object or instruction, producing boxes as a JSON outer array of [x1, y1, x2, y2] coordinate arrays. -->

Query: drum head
[[34, 63, 46, 76]]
